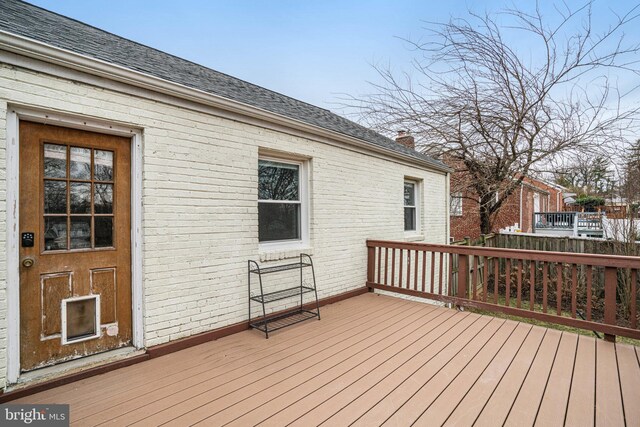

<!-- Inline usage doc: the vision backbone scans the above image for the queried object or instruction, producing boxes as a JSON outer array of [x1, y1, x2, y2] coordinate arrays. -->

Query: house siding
[[0, 63, 448, 388]]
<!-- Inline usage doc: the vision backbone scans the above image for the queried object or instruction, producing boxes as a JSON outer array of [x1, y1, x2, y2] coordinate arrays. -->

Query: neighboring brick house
[[449, 169, 564, 241], [0, 1, 451, 389]]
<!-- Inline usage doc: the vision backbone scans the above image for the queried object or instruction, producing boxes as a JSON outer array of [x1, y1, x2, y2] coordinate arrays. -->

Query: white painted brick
[[0, 63, 448, 388]]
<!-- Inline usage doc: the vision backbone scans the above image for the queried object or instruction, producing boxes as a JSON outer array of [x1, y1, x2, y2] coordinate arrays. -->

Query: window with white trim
[[404, 180, 419, 232], [258, 158, 307, 244], [451, 192, 463, 216]]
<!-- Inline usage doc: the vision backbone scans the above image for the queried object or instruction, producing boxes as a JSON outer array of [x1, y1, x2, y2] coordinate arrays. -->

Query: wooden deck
[[16, 293, 640, 426]]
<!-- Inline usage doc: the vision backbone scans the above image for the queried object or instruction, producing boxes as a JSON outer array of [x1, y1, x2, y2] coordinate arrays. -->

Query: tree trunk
[[480, 207, 492, 235]]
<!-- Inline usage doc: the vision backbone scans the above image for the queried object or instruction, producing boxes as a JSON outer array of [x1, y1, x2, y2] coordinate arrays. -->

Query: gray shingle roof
[[0, 0, 446, 170]]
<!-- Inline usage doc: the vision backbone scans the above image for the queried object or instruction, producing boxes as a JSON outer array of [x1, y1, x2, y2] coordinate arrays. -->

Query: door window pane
[[258, 160, 299, 201], [44, 144, 67, 178], [44, 217, 67, 250], [70, 217, 91, 249], [95, 217, 113, 247], [94, 184, 113, 214], [44, 181, 67, 214], [70, 147, 91, 180], [258, 203, 301, 242], [94, 150, 113, 181], [70, 182, 91, 214]]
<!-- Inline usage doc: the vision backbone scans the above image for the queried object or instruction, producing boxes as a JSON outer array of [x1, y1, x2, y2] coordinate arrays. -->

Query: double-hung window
[[258, 158, 305, 244], [404, 180, 419, 232]]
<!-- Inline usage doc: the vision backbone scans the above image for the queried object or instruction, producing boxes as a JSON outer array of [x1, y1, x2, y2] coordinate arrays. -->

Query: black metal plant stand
[[248, 253, 320, 338]]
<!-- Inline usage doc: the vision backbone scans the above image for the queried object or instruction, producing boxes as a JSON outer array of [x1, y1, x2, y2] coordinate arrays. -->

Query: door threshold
[[9, 347, 144, 391]]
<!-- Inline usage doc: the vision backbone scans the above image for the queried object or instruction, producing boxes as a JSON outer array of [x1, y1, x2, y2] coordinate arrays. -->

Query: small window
[[451, 192, 463, 216], [404, 181, 418, 232], [258, 159, 305, 243]]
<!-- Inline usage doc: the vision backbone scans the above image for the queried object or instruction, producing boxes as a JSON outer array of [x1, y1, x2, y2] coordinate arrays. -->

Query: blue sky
[[27, 1, 640, 113]]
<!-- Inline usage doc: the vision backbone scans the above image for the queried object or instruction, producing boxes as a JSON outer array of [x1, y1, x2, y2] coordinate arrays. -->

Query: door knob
[[22, 257, 35, 268]]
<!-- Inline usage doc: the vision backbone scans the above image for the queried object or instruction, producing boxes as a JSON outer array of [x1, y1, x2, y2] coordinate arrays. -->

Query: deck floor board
[[10, 293, 638, 427]]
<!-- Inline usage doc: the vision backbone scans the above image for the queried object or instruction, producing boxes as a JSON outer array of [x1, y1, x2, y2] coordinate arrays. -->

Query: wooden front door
[[19, 121, 132, 372]]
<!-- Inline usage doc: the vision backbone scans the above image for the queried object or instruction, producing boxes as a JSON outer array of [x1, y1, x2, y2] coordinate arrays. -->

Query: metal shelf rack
[[248, 253, 320, 338]]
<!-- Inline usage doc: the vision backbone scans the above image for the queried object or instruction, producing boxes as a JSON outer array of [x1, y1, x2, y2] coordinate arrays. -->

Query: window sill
[[258, 245, 313, 262], [404, 234, 425, 242]]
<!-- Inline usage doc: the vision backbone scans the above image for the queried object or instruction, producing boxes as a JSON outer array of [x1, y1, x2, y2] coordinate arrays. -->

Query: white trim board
[[5, 106, 144, 384]]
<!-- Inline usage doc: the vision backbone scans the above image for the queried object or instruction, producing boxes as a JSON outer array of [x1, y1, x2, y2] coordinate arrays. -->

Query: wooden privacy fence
[[366, 240, 640, 341]]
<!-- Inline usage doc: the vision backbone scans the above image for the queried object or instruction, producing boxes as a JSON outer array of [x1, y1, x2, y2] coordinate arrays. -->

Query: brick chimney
[[395, 130, 415, 150]]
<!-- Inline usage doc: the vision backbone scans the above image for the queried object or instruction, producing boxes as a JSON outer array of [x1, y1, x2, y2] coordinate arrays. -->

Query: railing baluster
[[586, 265, 592, 321], [407, 250, 411, 289], [483, 256, 489, 302], [604, 266, 617, 342], [384, 248, 389, 285], [391, 248, 396, 287], [399, 249, 403, 288], [543, 262, 548, 313], [556, 263, 563, 316], [472, 255, 478, 301], [414, 250, 419, 291], [571, 264, 577, 319], [529, 260, 535, 311], [421, 250, 427, 292], [438, 252, 443, 295], [449, 253, 454, 296], [505, 259, 511, 307], [458, 254, 469, 300], [377, 246, 382, 284], [631, 269, 637, 330], [493, 256, 499, 304], [517, 259, 522, 309], [430, 252, 435, 294]]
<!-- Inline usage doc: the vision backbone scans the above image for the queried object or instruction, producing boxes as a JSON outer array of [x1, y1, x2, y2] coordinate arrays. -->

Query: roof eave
[[0, 30, 452, 174]]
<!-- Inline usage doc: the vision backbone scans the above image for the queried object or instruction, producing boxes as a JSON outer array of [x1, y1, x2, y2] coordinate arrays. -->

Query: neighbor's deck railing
[[367, 240, 640, 341], [533, 211, 604, 235]]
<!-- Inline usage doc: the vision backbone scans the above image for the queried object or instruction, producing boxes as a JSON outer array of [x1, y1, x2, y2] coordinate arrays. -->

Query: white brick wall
[[0, 63, 448, 388]]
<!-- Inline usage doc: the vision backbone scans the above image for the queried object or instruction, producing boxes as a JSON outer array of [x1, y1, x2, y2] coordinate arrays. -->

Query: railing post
[[458, 254, 469, 301], [604, 266, 617, 342], [367, 243, 375, 291]]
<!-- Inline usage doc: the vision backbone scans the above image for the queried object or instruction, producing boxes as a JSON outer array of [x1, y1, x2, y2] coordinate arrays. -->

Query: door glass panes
[[44, 217, 67, 250], [94, 184, 113, 214], [95, 217, 113, 247], [42, 144, 116, 251], [44, 144, 66, 178], [94, 150, 113, 181], [44, 181, 67, 214], [70, 147, 91, 180], [70, 183, 91, 214], [70, 217, 91, 249]]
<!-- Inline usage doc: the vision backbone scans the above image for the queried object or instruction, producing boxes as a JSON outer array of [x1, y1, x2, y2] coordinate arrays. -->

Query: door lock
[[22, 257, 35, 268]]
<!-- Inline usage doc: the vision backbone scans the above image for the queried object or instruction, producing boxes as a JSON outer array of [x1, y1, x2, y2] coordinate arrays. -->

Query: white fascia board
[[0, 30, 451, 174]]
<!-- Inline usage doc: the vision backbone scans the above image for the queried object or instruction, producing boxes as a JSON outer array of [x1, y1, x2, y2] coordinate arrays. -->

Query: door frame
[[6, 106, 144, 384]]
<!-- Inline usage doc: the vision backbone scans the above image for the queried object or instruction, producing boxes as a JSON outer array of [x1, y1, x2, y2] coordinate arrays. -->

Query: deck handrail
[[533, 211, 604, 234], [366, 239, 640, 341]]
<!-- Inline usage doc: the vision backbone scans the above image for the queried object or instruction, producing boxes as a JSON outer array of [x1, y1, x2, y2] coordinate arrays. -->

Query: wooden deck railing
[[366, 240, 640, 341]]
